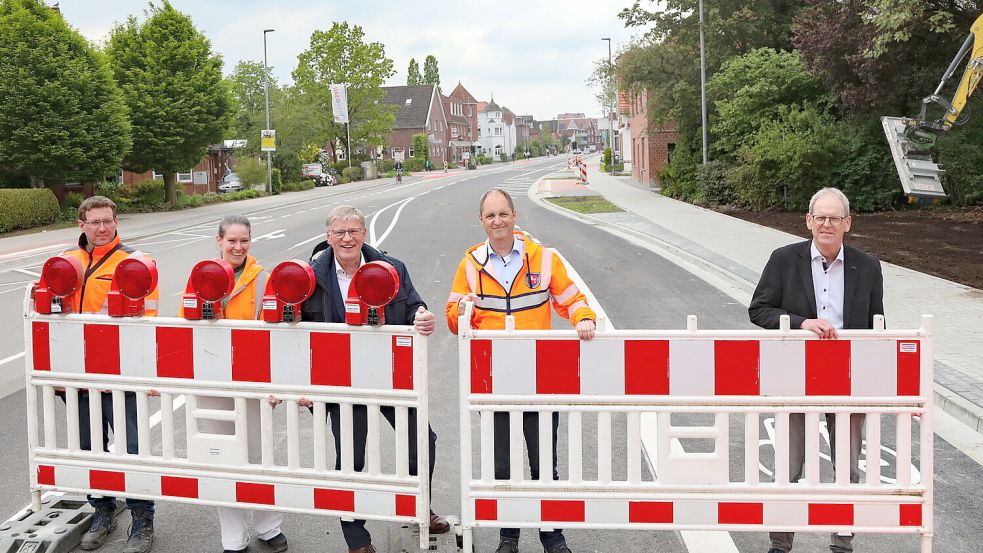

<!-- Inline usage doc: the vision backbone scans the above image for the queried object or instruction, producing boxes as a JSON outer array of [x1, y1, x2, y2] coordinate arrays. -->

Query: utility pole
[[602, 37, 614, 174], [263, 29, 275, 194], [699, 0, 709, 164]]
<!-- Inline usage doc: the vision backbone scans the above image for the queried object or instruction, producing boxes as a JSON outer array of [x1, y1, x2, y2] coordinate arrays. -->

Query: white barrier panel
[[457, 306, 933, 552], [23, 290, 432, 548]]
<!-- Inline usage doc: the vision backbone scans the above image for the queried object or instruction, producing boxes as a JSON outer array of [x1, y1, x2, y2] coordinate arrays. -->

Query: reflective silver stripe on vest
[[474, 290, 550, 312]]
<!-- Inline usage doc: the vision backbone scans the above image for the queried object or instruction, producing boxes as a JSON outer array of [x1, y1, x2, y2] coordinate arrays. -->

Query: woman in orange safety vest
[[180, 215, 287, 553]]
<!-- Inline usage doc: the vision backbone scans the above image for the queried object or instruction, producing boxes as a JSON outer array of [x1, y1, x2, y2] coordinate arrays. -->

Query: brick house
[[122, 142, 237, 194], [628, 90, 677, 188], [442, 92, 473, 164], [380, 84, 449, 164], [447, 83, 481, 160]]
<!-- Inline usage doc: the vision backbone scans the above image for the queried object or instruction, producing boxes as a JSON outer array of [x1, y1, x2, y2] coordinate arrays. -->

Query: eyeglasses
[[81, 219, 117, 228], [810, 214, 847, 226], [328, 228, 364, 238]]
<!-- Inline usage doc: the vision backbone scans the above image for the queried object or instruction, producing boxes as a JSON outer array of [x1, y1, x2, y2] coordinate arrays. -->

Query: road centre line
[[14, 268, 40, 277], [0, 352, 25, 366], [373, 198, 414, 248]]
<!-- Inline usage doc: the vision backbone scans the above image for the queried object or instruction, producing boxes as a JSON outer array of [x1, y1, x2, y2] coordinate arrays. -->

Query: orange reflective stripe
[[539, 247, 554, 290], [555, 283, 581, 305]]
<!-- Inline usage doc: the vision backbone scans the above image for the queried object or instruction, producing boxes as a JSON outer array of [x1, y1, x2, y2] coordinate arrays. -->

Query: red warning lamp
[[345, 261, 400, 326], [107, 257, 158, 317], [182, 259, 235, 320], [34, 255, 84, 314], [262, 260, 316, 323]]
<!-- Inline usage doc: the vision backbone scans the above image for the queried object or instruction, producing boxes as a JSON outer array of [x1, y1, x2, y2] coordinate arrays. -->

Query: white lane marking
[[148, 395, 186, 428], [0, 284, 31, 296], [368, 197, 414, 248], [252, 229, 287, 242], [288, 233, 325, 251], [374, 197, 415, 248], [0, 351, 25, 366], [15, 268, 41, 277], [168, 231, 213, 238]]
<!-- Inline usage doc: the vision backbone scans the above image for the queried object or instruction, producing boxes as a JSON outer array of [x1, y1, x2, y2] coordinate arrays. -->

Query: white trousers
[[199, 396, 284, 551], [218, 506, 283, 551]]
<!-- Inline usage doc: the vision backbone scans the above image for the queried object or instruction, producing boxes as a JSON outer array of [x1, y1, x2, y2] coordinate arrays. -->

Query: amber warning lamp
[[345, 261, 400, 326], [262, 260, 316, 323], [107, 257, 158, 317], [182, 259, 235, 320], [34, 255, 84, 314]]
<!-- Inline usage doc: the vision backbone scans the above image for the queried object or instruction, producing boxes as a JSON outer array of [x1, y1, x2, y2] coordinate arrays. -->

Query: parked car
[[218, 173, 242, 193]]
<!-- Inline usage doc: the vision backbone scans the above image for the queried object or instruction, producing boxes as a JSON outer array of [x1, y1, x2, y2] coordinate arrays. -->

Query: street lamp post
[[263, 28, 275, 195], [602, 37, 614, 174], [699, 0, 709, 164]]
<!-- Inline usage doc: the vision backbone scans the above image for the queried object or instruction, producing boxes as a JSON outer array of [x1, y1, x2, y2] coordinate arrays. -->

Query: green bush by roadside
[[282, 180, 315, 192], [342, 166, 363, 182], [272, 168, 283, 195], [0, 188, 61, 233]]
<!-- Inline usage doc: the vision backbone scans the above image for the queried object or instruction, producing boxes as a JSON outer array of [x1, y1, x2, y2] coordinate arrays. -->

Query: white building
[[477, 98, 516, 158]]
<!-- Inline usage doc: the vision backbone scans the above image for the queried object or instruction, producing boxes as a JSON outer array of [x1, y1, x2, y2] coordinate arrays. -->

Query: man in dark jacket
[[749, 187, 884, 553], [301, 205, 449, 553]]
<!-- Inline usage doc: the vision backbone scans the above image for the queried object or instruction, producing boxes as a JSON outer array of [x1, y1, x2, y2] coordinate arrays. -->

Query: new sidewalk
[[536, 156, 983, 433]]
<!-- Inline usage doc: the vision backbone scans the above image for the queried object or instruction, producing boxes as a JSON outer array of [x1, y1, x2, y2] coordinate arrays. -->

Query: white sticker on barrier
[[275, 483, 315, 510], [350, 333, 391, 390], [675, 500, 717, 525], [851, 340, 897, 396], [759, 340, 806, 396], [120, 324, 157, 378], [586, 499, 629, 524], [669, 341, 714, 395], [50, 320, 85, 374], [580, 339, 625, 395], [269, 330, 310, 386], [194, 327, 232, 382], [764, 501, 808, 526], [491, 339, 536, 395]]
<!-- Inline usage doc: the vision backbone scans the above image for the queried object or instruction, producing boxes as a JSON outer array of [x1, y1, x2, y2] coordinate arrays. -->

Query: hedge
[[0, 188, 61, 233]]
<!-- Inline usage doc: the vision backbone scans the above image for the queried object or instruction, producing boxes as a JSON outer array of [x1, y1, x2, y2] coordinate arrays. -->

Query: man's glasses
[[328, 228, 364, 238], [81, 219, 117, 228], [810, 214, 847, 226]]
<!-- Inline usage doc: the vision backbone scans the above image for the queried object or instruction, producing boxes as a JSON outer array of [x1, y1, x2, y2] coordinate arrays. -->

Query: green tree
[[412, 133, 429, 163], [294, 22, 396, 162], [423, 54, 440, 86], [707, 48, 828, 156], [0, 0, 130, 188], [107, 1, 231, 204], [406, 58, 421, 85], [226, 60, 276, 153]]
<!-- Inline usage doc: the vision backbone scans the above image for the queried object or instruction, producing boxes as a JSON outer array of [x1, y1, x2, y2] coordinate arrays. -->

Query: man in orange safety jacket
[[62, 196, 159, 553], [445, 189, 595, 553]]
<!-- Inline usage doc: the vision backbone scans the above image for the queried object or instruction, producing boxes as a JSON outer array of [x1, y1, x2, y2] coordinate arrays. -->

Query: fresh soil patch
[[713, 206, 983, 290]]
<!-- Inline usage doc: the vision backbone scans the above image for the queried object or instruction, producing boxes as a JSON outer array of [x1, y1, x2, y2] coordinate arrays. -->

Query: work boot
[[495, 539, 518, 553], [544, 546, 572, 553], [123, 508, 154, 553], [80, 505, 117, 550], [262, 532, 288, 552], [348, 545, 376, 553], [429, 510, 450, 534]]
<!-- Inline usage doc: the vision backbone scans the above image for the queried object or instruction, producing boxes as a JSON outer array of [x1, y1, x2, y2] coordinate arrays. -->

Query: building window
[[405, 98, 412, 105], [177, 171, 193, 183], [495, 127, 501, 136]]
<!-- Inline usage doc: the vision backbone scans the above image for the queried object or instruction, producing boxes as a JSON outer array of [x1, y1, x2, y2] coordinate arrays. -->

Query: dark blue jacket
[[301, 241, 426, 325]]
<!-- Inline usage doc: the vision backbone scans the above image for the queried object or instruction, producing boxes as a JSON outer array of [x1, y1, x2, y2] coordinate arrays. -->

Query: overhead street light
[[263, 29, 275, 195]]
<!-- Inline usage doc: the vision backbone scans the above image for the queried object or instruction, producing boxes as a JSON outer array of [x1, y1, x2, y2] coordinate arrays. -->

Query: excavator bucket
[[881, 116, 947, 202]]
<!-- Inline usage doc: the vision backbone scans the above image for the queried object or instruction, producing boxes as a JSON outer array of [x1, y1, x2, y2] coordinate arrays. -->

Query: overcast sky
[[57, 0, 646, 121]]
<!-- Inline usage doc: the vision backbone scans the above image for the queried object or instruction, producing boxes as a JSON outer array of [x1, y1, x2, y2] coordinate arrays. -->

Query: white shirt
[[810, 241, 845, 329], [335, 253, 366, 299], [487, 236, 524, 291]]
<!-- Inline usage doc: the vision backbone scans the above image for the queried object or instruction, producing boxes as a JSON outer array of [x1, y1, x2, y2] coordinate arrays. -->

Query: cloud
[[58, 0, 645, 119]]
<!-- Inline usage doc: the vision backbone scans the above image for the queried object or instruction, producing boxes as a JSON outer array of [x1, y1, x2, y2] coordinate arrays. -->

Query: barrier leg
[[30, 489, 41, 513], [921, 533, 932, 553], [463, 526, 473, 553]]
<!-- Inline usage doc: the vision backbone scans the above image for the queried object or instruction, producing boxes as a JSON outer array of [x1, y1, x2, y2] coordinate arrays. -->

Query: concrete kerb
[[528, 172, 983, 437]]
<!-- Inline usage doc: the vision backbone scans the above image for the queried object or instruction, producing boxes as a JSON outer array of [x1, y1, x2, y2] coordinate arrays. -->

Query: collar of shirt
[[487, 235, 523, 265], [335, 253, 366, 299], [486, 236, 524, 290], [810, 241, 844, 267]]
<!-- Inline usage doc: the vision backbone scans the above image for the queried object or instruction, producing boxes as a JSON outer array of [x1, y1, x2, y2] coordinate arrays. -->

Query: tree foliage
[[412, 133, 429, 163], [293, 22, 396, 160], [617, 0, 983, 209], [406, 58, 421, 85], [107, 1, 231, 204], [227, 60, 275, 151], [0, 0, 130, 187], [423, 54, 440, 85]]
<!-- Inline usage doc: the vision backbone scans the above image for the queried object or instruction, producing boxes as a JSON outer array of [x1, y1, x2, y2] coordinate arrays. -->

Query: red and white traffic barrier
[[24, 291, 433, 548], [457, 307, 934, 552]]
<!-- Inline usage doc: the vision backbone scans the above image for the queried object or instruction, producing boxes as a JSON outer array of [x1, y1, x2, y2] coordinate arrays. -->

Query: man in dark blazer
[[749, 187, 884, 553], [301, 205, 450, 553]]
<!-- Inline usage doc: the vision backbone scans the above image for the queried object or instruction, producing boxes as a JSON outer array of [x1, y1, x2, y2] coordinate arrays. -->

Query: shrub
[[695, 159, 736, 205], [64, 191, 84, 209], [221, 189, 260, 201], [126, 179, 165, 209], [282, 180, 315, 192], [404, 158, 424, 172], [412, 133, 429, 164], [203, 192, 221, 204], [271, 168, 283, 195], [342, 166, 363, 182], [234, 156, 267, 186], [603, 147, 613, 166], [448, 162, 458, 169], [376, 159, 395, 173], [96, 181, 123, 204], [176, 193, 205, 208], [0, 188, 60, 233], [476, 154, 491, 165]]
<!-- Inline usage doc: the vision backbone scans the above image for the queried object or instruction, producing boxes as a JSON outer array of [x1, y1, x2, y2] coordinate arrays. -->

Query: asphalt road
[[1, 158, 980, 552]]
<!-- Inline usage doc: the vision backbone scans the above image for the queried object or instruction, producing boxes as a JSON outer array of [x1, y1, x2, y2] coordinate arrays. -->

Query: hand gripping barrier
[[22, 288, 433, 549], [457, 304, 934, 553]]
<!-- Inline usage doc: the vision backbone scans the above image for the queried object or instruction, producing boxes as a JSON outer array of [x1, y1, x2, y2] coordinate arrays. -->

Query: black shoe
[[495, 539, 519, 553], [545, 545, 572, 553], [123, 508, 154, 553], [223, 550, 247, 553], [80, 506, 117, 550], [262, 532, 287, 553], [768, 549, 786, 553]]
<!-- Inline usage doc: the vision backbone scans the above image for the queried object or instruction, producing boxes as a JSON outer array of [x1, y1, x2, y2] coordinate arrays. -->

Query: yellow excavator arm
[[882, 13, 983, 201]]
